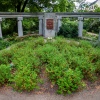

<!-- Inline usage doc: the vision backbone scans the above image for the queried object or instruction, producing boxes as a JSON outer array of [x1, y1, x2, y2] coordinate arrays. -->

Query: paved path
[[0, 86, 100, 100]]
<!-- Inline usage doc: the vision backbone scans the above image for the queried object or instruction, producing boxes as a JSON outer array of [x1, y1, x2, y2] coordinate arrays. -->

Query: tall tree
[[0, 0, 57, 12]]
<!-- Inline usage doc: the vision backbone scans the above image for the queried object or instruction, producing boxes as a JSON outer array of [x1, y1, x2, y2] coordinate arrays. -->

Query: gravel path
[[0, 86, 100, 100]]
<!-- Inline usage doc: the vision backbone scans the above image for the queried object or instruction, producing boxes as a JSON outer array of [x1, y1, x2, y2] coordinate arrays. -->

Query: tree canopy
[[0, 0, 75, 12], [53, 0, 74, 12], [0, 0, 56, 12]]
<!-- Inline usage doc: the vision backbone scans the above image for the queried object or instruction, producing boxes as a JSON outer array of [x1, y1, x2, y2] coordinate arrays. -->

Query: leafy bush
[[58, 21, 78, 38], [0, 37, 100, 94], [2, 19, 17, 36], [8, 37, 44, 91], [2, 18, 39, 37], [34, 44, 59, 65], [93, 48, 100, 74], [70, 56, 96, 80], [46, 52, 83, 94], [11, 67, 39, 91], [93, 41, 100, 48], [83, 29, 87, 36], [0, 39, 11, 50], [0, 50, 12, 65], [23, 18, 39, 33], [57, 69, 83, 94], [0, 64, 11, 86], [84, 18, 100, 33]]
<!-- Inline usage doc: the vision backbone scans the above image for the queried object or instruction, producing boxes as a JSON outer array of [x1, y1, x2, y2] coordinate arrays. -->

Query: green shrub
[[34, 44, 59, 64], [58, 21, 78, 38], [0, 64, 11, 86], [93, 48, 100, 74], [84, 18, 99, 33], [0, 37, 99, 94], [83, 29, 87, 36], [45, 49, 83, 94], [23, 18, 39, 32], [57, 69, 83, 94], [2, 19, 17, 37], [11, 67, 39, 91], [46, 53, 67, 80], [0, 39, 11, 50], [0, 50, 12, 65], [93, 41, 100, 48], [71, 57, 96, 80]]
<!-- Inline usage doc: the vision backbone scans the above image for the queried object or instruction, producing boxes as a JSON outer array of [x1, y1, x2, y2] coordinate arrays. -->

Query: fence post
[[39, 16, 43, 35], [78, 17, 83, 38], [99, 18, 100, 41], [57, 16, 62, 32], [17, 17, 23, 37], [0, 17, 2, 38]]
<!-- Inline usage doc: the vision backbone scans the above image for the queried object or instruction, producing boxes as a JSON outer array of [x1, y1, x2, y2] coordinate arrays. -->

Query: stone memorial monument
[[43, 13, 56, 38]]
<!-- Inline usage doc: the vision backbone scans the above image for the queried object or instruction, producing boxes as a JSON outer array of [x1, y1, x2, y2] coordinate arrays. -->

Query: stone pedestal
[[0, 18, 2, 38], [17, 17, 23, 37], [44, 13, 56, 38], [78, 17, 83, 38]]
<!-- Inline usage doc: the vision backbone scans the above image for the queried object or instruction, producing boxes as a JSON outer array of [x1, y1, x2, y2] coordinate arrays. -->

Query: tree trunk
[[16, 2, 22, 12], [21, 0, 29, 12]]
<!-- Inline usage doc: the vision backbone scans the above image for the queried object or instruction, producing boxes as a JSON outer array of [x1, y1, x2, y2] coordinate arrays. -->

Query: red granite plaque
[[46, 19, 53, 29]]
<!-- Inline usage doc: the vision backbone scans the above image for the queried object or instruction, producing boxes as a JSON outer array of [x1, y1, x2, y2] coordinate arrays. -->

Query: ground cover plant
[[0, 34, 40, 50], [0, 64, 11, 86], [0, 38, 11, 50], [0, 37, 100, 94]]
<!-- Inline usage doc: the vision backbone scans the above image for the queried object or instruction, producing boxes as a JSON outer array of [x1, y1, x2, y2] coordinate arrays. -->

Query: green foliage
[[57, 69, 83, 94], [0, 64, 11, 86], [94, 5, 100, 12], [0, 39, 11, 50], [53, 0, 74, 12], [11, 67, 39, 91], [93, 41, 100, 48], [57, 0, 68, 12], [84, 18, 100, 33], [8, 37, 44, 91], [0, 0, 75, 13], [70, 56, 96, 80], [2, 19, 17, 36], [58, 21, 78, 38], [0, 0, 58, 12], [92, 48, 100, 74], [23, 18, 39, 32], [34, 44, 59, 65], [83, 29, 87, 35], [2, 18, 38, 37], [0, 37, 100, 94], [0, 50, 12, 65]]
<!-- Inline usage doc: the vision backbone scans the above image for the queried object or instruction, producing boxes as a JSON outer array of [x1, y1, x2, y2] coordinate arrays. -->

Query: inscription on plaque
[[46, 19, 53, 29]]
